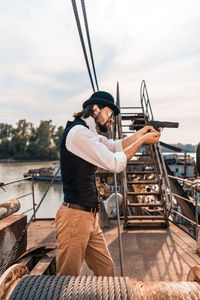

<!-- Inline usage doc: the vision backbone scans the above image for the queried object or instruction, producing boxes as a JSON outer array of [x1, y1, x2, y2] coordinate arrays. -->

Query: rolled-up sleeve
[[66, 125, 127, 173]]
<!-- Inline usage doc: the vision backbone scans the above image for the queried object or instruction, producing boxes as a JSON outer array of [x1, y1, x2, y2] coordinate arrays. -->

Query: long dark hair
[[73, 104, 104, 119]]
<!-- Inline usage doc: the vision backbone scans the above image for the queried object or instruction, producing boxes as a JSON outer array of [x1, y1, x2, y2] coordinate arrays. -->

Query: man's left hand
[[135, 126, 157, 139]]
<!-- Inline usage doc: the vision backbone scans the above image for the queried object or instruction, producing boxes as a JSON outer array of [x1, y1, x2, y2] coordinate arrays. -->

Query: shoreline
[[0, 159, 59, 163]]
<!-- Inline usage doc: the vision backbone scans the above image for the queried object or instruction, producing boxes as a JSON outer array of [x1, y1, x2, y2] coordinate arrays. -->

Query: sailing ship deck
[[27, 218, 199, 282]]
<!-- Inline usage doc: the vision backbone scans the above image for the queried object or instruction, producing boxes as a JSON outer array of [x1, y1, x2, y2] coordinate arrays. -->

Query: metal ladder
[[116, 81, 172, 228]]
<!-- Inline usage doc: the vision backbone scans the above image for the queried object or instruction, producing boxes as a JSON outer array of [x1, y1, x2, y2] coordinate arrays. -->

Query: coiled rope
[[9, 275, 133, 300], [8, 274, 200, 299]]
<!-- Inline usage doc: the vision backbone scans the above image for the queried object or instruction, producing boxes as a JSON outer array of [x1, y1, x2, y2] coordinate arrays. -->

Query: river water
[[0, 161, 63, 219]]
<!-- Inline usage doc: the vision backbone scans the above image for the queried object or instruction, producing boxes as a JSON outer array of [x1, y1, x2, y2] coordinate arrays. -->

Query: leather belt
[[63, 202, 99, 213]]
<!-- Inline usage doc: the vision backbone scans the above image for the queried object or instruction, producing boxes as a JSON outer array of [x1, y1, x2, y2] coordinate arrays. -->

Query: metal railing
[[153, 143, 173, 217], [168, 174, 200, 240], [140, 80, 173, 217], [115, 80, 173, 222], [140, 80, 154, 121], [0, 177, 37, 220]]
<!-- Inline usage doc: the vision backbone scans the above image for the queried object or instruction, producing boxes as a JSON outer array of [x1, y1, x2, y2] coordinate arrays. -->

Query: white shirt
[[65, 116, 127, 173]]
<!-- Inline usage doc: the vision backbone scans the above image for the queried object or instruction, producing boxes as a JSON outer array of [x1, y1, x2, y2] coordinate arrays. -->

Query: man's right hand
[[142, 131, 161, 144]]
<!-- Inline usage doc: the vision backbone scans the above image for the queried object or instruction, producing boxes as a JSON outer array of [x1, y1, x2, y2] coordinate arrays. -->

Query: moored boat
[[23, 162, 61, 182]]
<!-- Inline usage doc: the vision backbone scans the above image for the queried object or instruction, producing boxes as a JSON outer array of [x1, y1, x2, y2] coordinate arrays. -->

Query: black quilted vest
[[60, 118, 99, 208]]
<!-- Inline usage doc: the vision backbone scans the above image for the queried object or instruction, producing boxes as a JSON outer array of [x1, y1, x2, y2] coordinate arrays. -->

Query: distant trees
[[0, 119, 197, 160], [0, 119, 64, 161]]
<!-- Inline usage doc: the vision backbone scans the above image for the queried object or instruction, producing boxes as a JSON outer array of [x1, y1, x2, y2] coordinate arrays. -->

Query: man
[[55, 91, 160, 276]]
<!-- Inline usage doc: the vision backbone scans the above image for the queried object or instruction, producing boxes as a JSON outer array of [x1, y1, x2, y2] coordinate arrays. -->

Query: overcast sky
[[0, 0, 199, 144]]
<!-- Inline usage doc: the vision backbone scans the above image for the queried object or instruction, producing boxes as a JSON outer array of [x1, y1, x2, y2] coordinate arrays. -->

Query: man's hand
[[123, 130, 161, 161], [122, 125, 159, 149], [135, 126, 157, 138], [142, 130, 161, 144]]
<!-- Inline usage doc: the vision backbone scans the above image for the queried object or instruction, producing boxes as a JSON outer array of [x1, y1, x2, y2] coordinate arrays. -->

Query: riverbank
[[0, 159, 59, 163]]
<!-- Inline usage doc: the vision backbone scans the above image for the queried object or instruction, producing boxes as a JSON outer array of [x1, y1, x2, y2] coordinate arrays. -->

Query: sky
[[0, 0, 199, 145]]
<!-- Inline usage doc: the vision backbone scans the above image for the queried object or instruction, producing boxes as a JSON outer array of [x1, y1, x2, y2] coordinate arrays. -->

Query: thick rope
[[40, 275, 55, 299], [10, 275, 200, 299], [9, 275, 136, 300], [46, 275, 61, 299], [32, 275, 51, 300], [97, 276, 103, 300], [108, 276, 115, 300], [9, 276, 29, 300], [26, 275, 45, 300], [53, 275, 66, 299], [9, 275, 36, 300], [61, 275, 76, 300], [114, 276, 121, 300]]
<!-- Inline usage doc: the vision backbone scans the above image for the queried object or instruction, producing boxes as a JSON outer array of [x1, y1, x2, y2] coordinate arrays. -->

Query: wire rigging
[[80, 0, 99, 91], [71, 0, 99, 92]]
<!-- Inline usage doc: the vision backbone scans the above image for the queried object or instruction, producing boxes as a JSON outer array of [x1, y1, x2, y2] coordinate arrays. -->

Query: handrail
[[16, 192, 33, 200], [153, 143, 173, 217], [140, 80, 154, 121], [2, 177, 32, 186], [140, 80, 173, 218], [168, 175, 199, 187], [167, 175, 199, 239], [171, 192, 194, 204], [171, 208, 199, 227]]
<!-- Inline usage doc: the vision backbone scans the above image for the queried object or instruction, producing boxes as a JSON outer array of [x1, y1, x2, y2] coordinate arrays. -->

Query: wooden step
[[122, 118, 146, 122], [126, 170, 156, 174], [120, 111, 144, 115], [127, 161, 154, 165], [127, 191, 160, 196], [127, 215, 166, 220], [124, 219, 167, 228], [129, 124, 145, 127], [127, 180, 158, 184], [30, 254, 55, 275], [134, 154, 152, 157], [128, 202, 163, 207], [121, 116, 145, 121], [121, 113, 145, 117]]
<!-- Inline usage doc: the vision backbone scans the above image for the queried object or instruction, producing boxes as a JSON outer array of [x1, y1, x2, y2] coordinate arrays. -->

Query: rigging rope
[[80, 0, 99, 91], [71, 0, 99, 92]]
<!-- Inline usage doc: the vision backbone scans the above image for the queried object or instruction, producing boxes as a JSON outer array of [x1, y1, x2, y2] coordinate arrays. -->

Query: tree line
[[0, 119, 64, 160], [0, 119, 197, 160]]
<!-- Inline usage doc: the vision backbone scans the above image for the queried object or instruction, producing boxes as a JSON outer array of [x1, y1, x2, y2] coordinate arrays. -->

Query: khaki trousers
[[55, 204, 115, 276]]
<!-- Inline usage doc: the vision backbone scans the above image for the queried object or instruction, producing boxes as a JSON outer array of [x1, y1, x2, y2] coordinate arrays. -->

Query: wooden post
[[0, 199, 20, 220]]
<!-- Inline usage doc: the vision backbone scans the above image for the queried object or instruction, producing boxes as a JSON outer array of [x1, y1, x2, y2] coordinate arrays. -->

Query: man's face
[[93, 105, 114, 133]]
